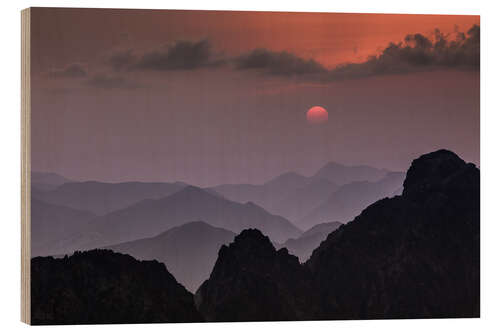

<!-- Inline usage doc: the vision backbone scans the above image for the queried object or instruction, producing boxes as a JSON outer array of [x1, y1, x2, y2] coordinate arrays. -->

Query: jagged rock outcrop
[[307, 149, 479, 319], [197, 150, 479, 320], [31, 250, 203, 325], [195, 229, 322, 321]]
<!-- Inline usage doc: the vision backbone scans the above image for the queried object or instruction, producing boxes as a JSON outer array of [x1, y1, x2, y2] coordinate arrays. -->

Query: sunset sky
[[30, 8, 480, 186]]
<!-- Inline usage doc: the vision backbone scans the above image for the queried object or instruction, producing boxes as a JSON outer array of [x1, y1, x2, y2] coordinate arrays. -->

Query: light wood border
[[21, 7, 31, 325]]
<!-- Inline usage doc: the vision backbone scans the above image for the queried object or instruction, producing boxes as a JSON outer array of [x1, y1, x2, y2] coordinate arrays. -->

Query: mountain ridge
[[31, 198, 96, 257], [33, 180, 188, 215], [55, 185, 301, 254], [279, 221, 343, 262], [106, 221, 236, 292], [196, 149, 480, 320], [31, 249, 203, 324], [298, 171, 405, 227]]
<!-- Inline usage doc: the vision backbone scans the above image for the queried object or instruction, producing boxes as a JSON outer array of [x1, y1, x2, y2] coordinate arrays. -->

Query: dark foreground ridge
[[195, 229, 322, 321], [31, 249, 202, 325], [31, 149, 479, 323], [196, 149, 480, 320]]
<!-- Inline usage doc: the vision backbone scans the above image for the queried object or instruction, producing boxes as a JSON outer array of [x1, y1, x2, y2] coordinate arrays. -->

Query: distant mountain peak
[[316, 161, 388, 173], [273, 171, 304, 179], [311, 160, 389, 187], [243, 201, 272, 214], [31, 171, 73, 189], [106, 221, 236, 292], [318, 161, 344, 169], [163, 220, 218, 234], [265, 171, 308, 186], [179, 184, 207, 192], [175, 220, 211, 228], [197, 149, 479, 321], [170, 185, 213, 198]]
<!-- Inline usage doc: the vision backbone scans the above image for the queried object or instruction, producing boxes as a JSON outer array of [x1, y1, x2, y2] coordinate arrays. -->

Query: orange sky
[[31, 8, 479, 71], [192, 11, 480, 67]]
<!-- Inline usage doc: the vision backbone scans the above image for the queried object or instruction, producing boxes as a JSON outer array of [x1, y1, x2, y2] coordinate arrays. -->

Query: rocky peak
[[196, 229, 320, 321], [197, 150, 479, 321], [402, 149, 474, 198], [212, 229, 278, 277]]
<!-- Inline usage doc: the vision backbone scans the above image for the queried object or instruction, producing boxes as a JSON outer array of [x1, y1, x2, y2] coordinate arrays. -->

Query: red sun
[[306, 106, 328, 124]]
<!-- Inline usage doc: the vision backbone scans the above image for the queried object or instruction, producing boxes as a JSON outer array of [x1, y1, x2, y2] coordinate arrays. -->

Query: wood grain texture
[[21, 7, 31, 325]]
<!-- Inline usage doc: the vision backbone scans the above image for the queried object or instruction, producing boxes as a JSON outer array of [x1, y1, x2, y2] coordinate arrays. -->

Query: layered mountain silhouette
[[311, 162, 388, 185], [270, 178, 339, 222], [106, 221, 236, 292], [196, 150, 479, 320], [59, 186, 300, 254], [211, 172, 310, 213], [279, 221, 343, 262], [298, 171, 405, 228], [31, 171, 72, 191], [195, 229, 322, 321], [30, 150, 479, 322], [31, 250, 202, 325], [212, 163, 388, 211], [34, 181, 187, 215], [31, 199, 96, 257], [211, 162, 397, 227]]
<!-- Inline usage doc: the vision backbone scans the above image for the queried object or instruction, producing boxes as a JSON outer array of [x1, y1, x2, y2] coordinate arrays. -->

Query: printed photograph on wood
[[26, 7, 479, 324]]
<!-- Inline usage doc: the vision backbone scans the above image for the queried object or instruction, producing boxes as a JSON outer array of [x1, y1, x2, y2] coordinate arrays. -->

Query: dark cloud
[[107, 49, 137, 71], [102, 25, 479, 81], [235, 49, 327, 76], [233, 25, 479, 80], [85, 74, 141, 89], [134, 39, 223, 70], [327, 24, 479, 80], [48, 63, 87, 78]]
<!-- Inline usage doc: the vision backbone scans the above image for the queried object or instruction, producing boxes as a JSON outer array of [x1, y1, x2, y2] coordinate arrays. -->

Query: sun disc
[[307, 106, 328, 124]]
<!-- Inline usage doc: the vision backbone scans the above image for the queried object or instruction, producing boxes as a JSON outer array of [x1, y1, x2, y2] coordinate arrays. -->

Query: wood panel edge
[[21, 7, 31, 325]]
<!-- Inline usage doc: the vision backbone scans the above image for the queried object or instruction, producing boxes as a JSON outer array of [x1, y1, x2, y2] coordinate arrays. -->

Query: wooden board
[[21, 7, 31, 325]]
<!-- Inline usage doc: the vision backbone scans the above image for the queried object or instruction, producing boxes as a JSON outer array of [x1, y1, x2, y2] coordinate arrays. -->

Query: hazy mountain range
[[106, 221, 236, 292], [31, 199, 95, 257], [32, 160, 403, 257], [311, 162, 389, 185], [34, 185, 300, 256], [298, 171, 405, 227], [211, 172, 312, 216], [33, 180, 187, 215], [196, 150, 480, 320], [278, 221, 343, 262], [105, 220, 341, 291], [31, 150, 480, 323], [31, 171, 72, 192], [210, 163, 400, 229], [85, 185, 299, 244]]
